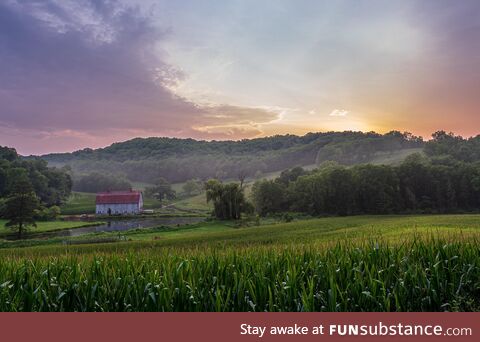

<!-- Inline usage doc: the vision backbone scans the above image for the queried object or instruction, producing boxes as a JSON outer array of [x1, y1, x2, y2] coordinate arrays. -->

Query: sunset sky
[[1, 0, 479, 155]]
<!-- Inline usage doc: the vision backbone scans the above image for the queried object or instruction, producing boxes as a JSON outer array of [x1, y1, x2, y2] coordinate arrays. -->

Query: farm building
[[95, 190, 143, 215]]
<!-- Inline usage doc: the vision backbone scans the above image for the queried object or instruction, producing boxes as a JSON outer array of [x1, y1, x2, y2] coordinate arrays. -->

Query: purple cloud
[[0, 0, 277, 154]]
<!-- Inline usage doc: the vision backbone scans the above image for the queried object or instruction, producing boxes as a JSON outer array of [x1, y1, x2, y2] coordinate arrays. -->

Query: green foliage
[[3, 174, 40, 238], [0, 237, 478, 311], [251, 179, 286, 215], [182, 179, 203, 196], [145, 178, 176, 204], [60, 192, 96, 215], [253, 156, 480, 216], [0, 219, 104, 236], [41, 131, 424, 184], [425, 131, 480, 162], [34, 206, 61, 221], [0, 146, 18, 162], [281, 212, 294, 222], [73, 172, 131, 193], [205, 180, 251, 220], [352, 164, 400, 214], [0, 146, 72, 206], [292, 166, 356, 215], [0, 214, 478, 311]]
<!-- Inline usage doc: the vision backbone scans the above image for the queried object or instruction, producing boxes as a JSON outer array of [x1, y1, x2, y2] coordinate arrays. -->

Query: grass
[[0, 214, 479, 312], [2, 214, 480, 254], [170, 192, 212, 212], [60, 192, 96, 215], [0, 219, 102, 235]]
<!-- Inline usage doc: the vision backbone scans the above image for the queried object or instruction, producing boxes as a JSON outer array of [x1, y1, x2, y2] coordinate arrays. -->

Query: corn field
[[0, 238, 479, 312]]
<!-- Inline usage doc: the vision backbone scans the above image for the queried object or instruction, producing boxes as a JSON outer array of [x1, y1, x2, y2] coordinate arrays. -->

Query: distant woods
[[0, 146, 72, 234], [5, 129, 480, 221], [251, 154, 480, 216], [72, 172, 132, 193], [0, 146, 72, 207], [425, 130, 480, 162], [41, 131, 424, 184]]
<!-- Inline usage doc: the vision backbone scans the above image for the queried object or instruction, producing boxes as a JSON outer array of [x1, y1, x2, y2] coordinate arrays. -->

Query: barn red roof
[[95, 190, 142, 205]]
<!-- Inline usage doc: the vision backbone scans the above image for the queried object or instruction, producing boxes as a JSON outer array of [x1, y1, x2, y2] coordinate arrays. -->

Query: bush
[[34, 206, 61, 221]]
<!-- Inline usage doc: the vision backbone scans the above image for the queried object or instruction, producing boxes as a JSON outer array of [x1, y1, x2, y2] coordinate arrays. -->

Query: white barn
[[95, 190, 143, 215]]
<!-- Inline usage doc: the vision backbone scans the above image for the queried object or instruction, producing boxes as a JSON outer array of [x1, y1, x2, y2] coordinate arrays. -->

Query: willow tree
[[205, 180, 251, 220]]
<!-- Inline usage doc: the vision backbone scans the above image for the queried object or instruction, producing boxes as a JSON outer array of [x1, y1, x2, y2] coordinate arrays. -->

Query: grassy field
[[60, 192, 96, 215], [171, 192, 212, 212], [3, 214, 479, 253], [0, 214, 479, 311], [0, 219, 102, 236], [118, 214, 480, 246]]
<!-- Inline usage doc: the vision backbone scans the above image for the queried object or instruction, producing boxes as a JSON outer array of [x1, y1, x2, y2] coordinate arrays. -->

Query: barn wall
[[95, 203, 140, 215]]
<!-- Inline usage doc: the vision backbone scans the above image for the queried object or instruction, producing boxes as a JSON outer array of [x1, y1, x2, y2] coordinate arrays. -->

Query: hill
[[40, 131, 424, 184]]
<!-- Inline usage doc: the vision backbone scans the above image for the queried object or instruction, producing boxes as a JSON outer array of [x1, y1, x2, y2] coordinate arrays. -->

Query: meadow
[[0, 219, 102, 236], [0, 215, 479, 312]]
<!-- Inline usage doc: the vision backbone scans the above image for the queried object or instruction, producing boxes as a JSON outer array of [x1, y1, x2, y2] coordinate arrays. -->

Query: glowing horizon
[[1, 1, 479, 155]]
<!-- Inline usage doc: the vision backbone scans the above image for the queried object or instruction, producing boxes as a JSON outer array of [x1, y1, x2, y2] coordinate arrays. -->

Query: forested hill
[[40, 131, 424, 183]]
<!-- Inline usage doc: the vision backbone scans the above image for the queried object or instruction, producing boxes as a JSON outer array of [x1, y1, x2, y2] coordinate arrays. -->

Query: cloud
[[0, 1, 192, 130], [0, 0, 278, 154], [189, 105, 280, 140], [329, 109, 349, 117], [202, 105, 279, 126]]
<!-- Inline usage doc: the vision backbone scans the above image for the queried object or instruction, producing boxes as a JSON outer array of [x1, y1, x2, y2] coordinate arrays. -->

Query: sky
[[0, 0, 479, 155]]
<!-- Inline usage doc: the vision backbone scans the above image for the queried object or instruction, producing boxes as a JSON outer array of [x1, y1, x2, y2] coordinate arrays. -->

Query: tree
[[205, 180, 251, 220], [38, 131, 425, 184], [0, 147, 72, 206], [251, 179, 286, 216], [352, 164, 400, 214], [237, 168, 249, 189], [34, 205, 61, 221], [182, 179, 203, 196], [277, 167, 306, 186], [146, 177, 176, 205], [3, 174, 39, 238], [0, 146, 17, 162]]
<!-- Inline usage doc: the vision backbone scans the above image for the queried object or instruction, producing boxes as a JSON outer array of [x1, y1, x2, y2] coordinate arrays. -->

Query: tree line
[[0, 146, 72, 237], [1, 146, 72, 207], [425, 131, 480, 162], [72, 172, 132, 193], [41, 131, 423, 184], [251, 155, 480, 216]]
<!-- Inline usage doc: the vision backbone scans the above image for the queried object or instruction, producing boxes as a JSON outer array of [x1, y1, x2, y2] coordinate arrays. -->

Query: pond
[[62, 217, 205, 237]]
